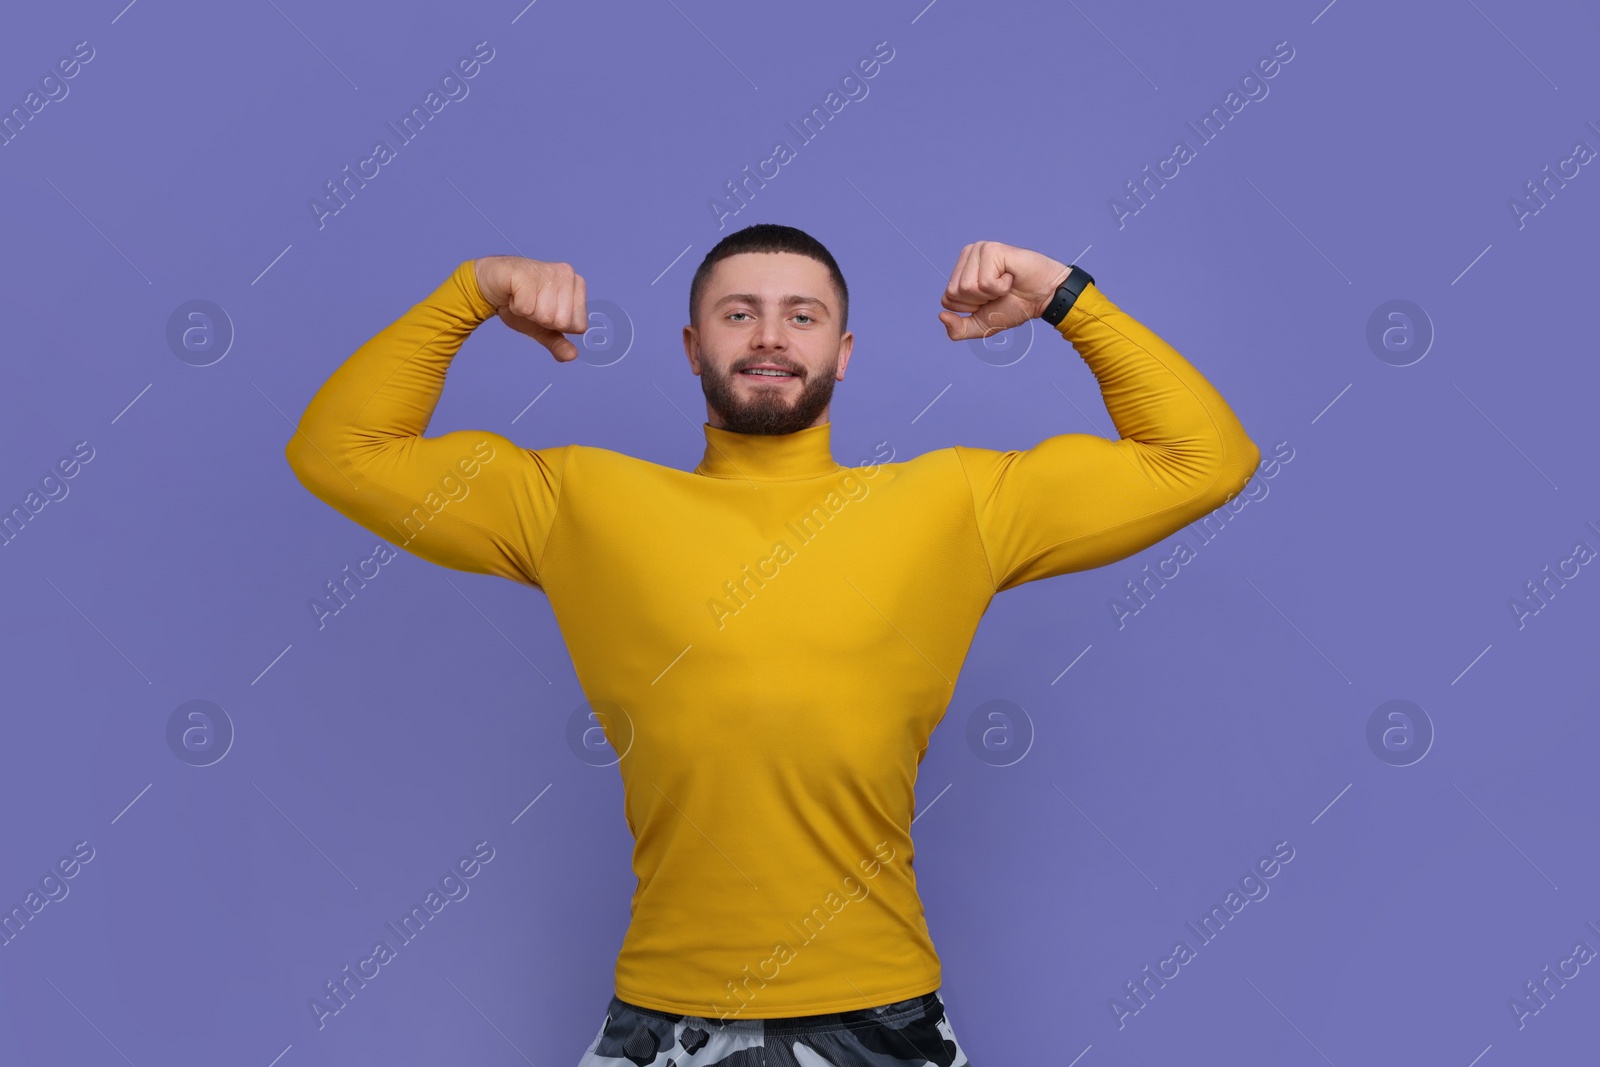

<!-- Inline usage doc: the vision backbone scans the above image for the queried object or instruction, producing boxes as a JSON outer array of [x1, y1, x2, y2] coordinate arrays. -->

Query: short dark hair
[[689, 223, 849, 334]]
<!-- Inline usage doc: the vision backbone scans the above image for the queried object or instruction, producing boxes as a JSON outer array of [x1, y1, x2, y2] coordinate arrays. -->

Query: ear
[[834, 330, 854, 381], [682, 323, 702, 375]]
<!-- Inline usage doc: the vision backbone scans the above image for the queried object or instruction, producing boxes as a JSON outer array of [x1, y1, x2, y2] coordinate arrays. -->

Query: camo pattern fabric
[[574, 990, 973, 1067]]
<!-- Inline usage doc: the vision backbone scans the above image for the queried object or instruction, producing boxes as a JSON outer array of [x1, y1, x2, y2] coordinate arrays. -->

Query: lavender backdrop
[[3, 0, 1598, 1064]]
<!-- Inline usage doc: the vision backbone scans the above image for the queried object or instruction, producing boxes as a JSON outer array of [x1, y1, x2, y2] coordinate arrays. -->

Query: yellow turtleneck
[[285, 259, 1259, 1018]]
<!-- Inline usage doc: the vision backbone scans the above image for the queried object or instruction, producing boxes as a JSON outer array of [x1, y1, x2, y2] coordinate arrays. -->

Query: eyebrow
[[712, 292, 831, 315]]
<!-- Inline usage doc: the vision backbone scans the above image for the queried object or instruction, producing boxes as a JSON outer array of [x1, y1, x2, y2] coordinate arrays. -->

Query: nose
[[753, 315, 787, 351]]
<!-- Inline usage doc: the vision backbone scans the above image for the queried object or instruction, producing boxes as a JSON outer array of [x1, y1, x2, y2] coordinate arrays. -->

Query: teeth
[[744, 368, 793, 377]]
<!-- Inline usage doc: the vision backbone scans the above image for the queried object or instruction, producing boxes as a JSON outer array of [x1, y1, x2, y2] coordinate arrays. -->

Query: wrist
[[471, 259, 495, 308], [472, 256, 515, 311], [1033, 263, 1074, 319], [465, 260, 499, 322], [1037, 263, 1095, 327]]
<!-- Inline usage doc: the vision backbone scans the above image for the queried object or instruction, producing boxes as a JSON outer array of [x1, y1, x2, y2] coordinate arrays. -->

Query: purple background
[[3, 0, 1598, 1064]]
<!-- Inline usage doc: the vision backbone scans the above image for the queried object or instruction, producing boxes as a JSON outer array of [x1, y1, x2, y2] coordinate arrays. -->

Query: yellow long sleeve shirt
[[285, 259, 1259, 1019]]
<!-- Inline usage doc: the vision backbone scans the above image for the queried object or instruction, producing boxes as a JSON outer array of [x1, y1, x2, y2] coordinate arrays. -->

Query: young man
[[286, 224, 1259, 1066]]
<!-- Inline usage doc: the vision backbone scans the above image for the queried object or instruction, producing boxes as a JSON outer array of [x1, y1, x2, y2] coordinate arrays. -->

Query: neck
[[694, 420, 842, 481], [704, 406, 832, 432]]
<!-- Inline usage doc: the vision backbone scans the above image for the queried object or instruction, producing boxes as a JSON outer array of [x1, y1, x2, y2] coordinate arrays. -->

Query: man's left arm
[[939, 242, 1261, 593]]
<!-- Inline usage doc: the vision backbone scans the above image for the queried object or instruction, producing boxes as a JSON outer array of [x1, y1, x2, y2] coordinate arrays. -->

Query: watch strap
[[1040, 265, 1095, 327]]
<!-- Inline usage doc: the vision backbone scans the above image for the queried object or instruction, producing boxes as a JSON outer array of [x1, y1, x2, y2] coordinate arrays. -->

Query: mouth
[[738, 364, 800, 382]]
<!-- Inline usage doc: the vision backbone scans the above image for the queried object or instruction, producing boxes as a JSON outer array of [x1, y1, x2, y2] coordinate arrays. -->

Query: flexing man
[[285, 224, 1259, 1066]]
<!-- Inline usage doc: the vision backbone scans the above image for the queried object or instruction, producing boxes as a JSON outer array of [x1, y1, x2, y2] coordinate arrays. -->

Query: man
[[285, 223, 1260, 1066]]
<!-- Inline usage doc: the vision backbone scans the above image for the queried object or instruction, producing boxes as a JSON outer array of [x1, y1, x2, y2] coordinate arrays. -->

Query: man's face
[[683, 251, 853, 435]]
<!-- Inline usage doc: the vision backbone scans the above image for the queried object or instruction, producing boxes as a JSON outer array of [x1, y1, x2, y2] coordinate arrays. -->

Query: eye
[[792, 313, 814, 325], [727, 311, 750, 322]]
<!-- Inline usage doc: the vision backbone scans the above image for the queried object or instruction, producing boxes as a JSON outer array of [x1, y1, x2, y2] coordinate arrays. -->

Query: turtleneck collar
[[694, 420, 842, 481]]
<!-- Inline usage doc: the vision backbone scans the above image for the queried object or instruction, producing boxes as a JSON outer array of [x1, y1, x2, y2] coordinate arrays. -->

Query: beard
[[698, 348, 839, 435]]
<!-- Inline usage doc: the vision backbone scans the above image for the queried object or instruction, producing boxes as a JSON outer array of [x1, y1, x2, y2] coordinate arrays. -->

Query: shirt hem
[[614, 975, 943, 1021]]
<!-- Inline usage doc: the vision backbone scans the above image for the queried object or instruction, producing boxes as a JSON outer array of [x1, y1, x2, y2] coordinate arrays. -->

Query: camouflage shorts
[[575, 990, 973, 1067]]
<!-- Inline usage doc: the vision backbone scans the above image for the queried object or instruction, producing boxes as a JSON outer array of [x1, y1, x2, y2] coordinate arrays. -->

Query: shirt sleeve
[[953, 280, 1260, 593], [284, 259, 572, 589]]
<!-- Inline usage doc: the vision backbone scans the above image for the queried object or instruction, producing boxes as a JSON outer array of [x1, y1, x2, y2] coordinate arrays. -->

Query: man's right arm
[[284, 258, 575, 589]]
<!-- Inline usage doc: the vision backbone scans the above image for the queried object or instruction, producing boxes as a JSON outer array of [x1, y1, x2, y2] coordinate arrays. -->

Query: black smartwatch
[[1039, 265, 1095, 327]]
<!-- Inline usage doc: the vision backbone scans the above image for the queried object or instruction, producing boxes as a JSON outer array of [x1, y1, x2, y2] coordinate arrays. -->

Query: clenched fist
[[473, 255, 589, 362], [937, 241, 1075, 341]]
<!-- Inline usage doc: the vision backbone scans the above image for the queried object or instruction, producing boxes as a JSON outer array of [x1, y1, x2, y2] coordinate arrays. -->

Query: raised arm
[[284, 257, 586, 589], [938, 242, 1260, 593]]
